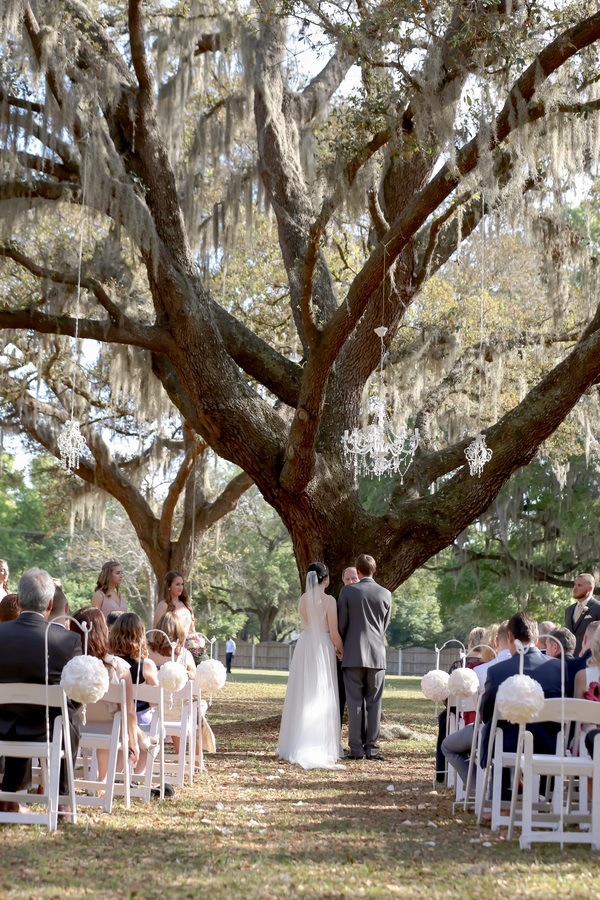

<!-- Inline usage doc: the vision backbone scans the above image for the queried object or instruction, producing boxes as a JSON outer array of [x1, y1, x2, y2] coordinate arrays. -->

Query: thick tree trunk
[[259, 605, 279, 642]]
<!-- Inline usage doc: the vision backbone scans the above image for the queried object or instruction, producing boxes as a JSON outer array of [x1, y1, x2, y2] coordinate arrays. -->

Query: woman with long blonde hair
[[91, 559, 127, 618]]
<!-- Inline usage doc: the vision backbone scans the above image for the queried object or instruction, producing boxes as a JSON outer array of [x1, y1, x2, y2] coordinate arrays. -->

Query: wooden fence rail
[[213, 641, 463, 676]]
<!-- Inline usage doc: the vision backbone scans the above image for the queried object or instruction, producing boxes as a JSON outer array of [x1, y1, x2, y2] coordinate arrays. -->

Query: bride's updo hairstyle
[[307, 562, 329, 584]]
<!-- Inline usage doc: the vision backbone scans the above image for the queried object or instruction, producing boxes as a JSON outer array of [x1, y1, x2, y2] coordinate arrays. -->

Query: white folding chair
[[519, 698, 600, 849], [117, 683, 165, 802], [192, 682, 206, 775], [452, 697, 485, 813], [74, 680, 130, 813], [0, 683, 76, 830], [477, 704, 521, 830], [163, 680, 195, 788]]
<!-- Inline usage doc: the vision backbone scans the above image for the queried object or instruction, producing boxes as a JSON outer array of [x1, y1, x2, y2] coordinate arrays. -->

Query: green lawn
[[3, 671, 600, 898]]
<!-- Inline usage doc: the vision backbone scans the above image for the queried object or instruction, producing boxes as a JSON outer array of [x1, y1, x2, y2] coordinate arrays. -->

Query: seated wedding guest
[[72, 607, 140, 779], [435, 627, 485, 782], [106, 610, 124, 631], [148, 612, 196, 679], [0, 593, 19, 623], [546, 627, 576, 661], [442, 624, 508, 787], [91, 560, 127, 618], [109, 613, 158, 728], [566, 620, 600, 696], [0, 568, 81, 814], [0, 560, 9, 600], [573, 628, 600, 756], [537, 620, 556, 653], [154, 571, 194, 636], [148, 612, 196, 755], [48, 584, 69, 627], [475, 622, 510, 691], [480, 613, 562, 773]]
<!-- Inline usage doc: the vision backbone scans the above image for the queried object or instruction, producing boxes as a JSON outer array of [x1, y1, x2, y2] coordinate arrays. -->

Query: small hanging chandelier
[[465, 432, 492, 478], [342, 327, 420, 481], [58, 150, 89, 472], [58, 418, 86, 470], [464, 199, 492, 479]]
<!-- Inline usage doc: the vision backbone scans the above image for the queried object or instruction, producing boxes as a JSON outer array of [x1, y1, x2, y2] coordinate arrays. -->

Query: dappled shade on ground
[[2, 673, 600, 898]]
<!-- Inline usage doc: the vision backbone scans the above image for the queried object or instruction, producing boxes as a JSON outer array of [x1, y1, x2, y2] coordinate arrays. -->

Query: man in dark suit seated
[[480, 612, 562, 773], [0, 568, 81, 814], [565, 574, 600, 657]]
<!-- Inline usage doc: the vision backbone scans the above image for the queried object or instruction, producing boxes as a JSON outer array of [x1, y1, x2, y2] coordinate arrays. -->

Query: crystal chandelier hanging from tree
[[464, 199, 492, 478], [58, 147, 89, 472], [342, 326, 420, 481]]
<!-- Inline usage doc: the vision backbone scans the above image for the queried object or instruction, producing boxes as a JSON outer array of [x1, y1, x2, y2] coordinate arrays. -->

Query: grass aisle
[[3, 672, 600, 898]]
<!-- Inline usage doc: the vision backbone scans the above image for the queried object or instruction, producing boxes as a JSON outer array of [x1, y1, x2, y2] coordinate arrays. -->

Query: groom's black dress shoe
[[346, 754, 365, 760], [366, 752, 385, 761]]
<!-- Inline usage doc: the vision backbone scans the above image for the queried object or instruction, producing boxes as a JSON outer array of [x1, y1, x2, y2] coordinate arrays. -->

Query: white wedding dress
[[277, 573, 344, 769]]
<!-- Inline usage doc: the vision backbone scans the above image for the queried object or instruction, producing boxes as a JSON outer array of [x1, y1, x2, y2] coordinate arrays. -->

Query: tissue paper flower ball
[[196, 658, 227, 693], [497, 674, 545, 724], [448, 666, 480, 698], [60, 655, 109, 704], [421, 669, 450, 702], [157, 661, 189, 694]]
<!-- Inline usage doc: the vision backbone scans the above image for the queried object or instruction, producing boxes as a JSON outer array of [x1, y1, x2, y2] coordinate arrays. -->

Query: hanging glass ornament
[[58, 418, 86, 470], [465, 432, 492, 477]]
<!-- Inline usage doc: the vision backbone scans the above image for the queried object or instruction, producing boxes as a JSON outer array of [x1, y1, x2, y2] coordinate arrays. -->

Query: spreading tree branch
[[279, 10, 600, 493]]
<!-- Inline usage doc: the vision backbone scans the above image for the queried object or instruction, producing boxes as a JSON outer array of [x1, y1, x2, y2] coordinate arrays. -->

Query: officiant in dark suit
[[338, 554, 391, 760], [0, 567, 81, 813], [565, 573, 600, 657]]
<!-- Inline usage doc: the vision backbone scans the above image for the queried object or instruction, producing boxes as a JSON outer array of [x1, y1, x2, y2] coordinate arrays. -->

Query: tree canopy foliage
[[1, 0, 600, 589]]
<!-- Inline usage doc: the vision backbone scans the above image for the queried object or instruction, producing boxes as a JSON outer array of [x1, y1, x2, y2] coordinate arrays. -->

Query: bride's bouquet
[[185, 631, 207, 664]]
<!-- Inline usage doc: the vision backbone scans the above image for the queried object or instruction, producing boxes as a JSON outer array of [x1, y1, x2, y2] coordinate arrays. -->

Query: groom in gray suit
[[338, 554, 391, 760]]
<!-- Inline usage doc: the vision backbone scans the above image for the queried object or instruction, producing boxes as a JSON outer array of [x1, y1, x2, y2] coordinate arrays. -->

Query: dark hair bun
[[307, 561, 329, 584]]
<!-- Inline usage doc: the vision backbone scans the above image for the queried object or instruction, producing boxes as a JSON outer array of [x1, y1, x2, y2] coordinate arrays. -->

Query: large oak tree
[[1, 0, 600, 590]]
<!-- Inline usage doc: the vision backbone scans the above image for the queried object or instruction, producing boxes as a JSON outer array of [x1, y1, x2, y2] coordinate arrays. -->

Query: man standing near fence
[[226, 636, 236, 674]]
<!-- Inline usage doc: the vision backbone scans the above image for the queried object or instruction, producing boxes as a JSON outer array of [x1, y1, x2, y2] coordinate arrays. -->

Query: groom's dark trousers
[[343, 667, 385, 756], [338, 575, 391, 758]]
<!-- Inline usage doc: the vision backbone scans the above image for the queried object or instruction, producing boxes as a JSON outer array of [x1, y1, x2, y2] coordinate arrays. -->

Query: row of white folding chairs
[[76, 679, 200, 807], [475, 697, 600, 849]]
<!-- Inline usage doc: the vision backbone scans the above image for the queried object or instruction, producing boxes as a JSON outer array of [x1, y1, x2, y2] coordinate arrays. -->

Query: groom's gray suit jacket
[[338, 577, 391, 669]]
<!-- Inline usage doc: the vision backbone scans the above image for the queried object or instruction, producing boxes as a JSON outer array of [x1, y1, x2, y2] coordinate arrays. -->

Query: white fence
[[213, 641, 462, 676]]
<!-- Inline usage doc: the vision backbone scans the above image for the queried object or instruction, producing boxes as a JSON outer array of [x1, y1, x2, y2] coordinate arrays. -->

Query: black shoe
[[346, 753, 365, 760], [151, 783, 175, 798], [366, 752, 385, 761]]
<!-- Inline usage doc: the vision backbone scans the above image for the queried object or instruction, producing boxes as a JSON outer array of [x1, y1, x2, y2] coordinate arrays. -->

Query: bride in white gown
[[278, 562, 345, 769]]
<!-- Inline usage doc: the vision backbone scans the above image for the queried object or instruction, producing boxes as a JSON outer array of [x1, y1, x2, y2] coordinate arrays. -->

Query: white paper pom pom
[[421, 669, 450, 702], [448, 667, 480, 698], [195, 658, 227, 693], [60, 656, 109, 704], [497, 674, 545, 724], [157, 661, 189, 694]]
